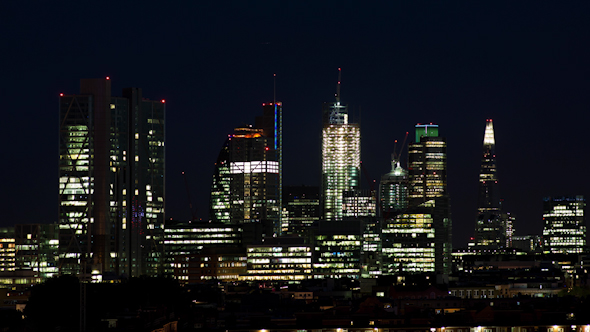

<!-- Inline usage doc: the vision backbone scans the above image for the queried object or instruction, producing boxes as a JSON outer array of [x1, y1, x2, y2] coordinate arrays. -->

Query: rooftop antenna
[[335, 68, 341, 103], [273, 73, 276, 104]]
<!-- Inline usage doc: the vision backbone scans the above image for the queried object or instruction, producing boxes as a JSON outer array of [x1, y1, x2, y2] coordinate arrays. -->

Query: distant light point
[[59, 93, 64, 97], [106, 76, 110, 80], [161, 99, 165, 103]]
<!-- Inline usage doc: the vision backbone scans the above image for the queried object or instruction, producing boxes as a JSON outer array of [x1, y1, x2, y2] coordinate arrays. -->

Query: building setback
[[209, 102, 282, 243], [58, 78, 165, 279], [321, 69, 360, 221]]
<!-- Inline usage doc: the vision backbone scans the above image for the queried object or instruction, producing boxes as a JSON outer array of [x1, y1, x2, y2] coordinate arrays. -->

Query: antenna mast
[[335, 68, 341, 103]]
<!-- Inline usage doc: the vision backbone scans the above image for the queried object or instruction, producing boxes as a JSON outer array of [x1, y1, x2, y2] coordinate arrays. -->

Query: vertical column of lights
[[322, 124, 360, 221], [59, 94, 93, 268]]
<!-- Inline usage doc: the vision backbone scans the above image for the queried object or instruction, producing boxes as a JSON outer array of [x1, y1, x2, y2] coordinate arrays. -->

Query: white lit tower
[[474, 119, 509, 249], [543, 196, 586, 254], [321, 68, 361, 221]]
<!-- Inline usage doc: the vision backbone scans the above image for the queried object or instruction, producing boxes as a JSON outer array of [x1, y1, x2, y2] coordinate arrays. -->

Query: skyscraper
[[379, 156, 408, 218], [474, 119, 504, 248], [321, 69, 360, 221], [542, 196, 586, 254], [58, 78, 165, 279], [210, 102, 282, 243], [281, 185, 320, 235], [405, 123, 452, 275]]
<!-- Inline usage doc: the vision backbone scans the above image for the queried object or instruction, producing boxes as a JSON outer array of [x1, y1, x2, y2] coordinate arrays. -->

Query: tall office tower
[[281, 185, 320, 235], [379, 156, 408, 218], [406, 123, 452, 275], [59, 78, 165, 280], [321, 69, 361, 221], [474, 119, 504, 248], [210, 103, 282, 243], [542, 196, 586, 254]]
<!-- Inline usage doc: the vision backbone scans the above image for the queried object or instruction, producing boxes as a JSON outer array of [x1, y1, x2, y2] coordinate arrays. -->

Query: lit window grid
[[322, 124, 360, 221]]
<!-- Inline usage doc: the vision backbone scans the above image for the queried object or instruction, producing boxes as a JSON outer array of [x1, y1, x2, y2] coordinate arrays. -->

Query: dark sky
[[1, 1, 589, 247]]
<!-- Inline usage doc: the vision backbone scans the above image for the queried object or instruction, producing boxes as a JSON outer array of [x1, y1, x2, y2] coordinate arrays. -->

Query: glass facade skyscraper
[[321, 101, 360, 221], [474, 119, 505, 248], [379, 157, 408, 218], [58, 78, 165, 279], [542, 196, 586, 254], [210, 102, 282, 243], [404, 124, 452, 275]]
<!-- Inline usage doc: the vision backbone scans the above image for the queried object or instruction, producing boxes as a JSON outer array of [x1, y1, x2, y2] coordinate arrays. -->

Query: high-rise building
[[542, 196, 586, 254], [314, 220, 363, 279], [382, 212, 436, 274], [281, 185, 320, 235], [379, 157, 408, 218], [321, 69, 360, 221], [210, 102, 282, 243], [474, 119, 505, 249], [58, 78, 165, 279], [405, 123, 452, 275]]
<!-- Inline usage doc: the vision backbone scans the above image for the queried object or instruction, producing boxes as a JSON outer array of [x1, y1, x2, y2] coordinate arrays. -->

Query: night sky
[[2, 1, 589, 247]]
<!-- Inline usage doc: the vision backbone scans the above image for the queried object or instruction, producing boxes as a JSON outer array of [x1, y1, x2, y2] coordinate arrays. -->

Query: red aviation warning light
[[106, 76, 110, 80], [59, 93, 64, 97], [161, 99, 165, 103]]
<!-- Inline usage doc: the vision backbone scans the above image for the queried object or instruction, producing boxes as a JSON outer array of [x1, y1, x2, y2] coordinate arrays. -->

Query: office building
[[406, 123, 452, 275], [210, 103, 282, 242], [0, 228, 15, 274], [241, 237, 312, 282], [511, 235, 542, 253], [321, 70, 360, 221], [174, 247, 247, 284], [15, 224, 59, 280], [542, 196, 586, 254], [314, 220, 362, 279], [379, 157, 408, 218], [59, 78, 165, 279], [163, 220, 242, 274], [474, 119, 505, 249], [342, 190, 377, 218], [281, 185, 320, 236], [382, 212, 436, 274]]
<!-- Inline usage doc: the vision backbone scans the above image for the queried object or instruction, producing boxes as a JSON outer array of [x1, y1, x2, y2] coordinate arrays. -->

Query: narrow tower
[[321, 69, 361, 221], [474, 119, 504, 248]]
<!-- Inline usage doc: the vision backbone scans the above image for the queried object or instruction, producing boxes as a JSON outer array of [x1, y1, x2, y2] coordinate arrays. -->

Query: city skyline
[[1, 2, 589, 248]]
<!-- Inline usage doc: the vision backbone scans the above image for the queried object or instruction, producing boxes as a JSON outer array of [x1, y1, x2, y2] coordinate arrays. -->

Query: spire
[[335, 68, 341, 103], [484, 119, 495, 145]]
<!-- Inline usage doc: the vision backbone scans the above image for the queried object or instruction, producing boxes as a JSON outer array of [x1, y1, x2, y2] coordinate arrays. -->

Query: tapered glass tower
[[474, 119, 504, 248]]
